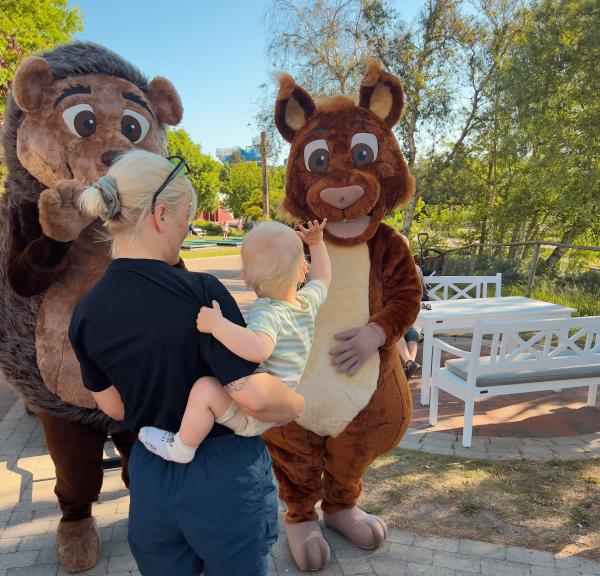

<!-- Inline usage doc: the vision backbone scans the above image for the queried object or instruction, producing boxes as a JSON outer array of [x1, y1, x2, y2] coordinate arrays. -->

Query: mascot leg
[[263, 422, 331, 571], [37, 411, 105, 573], [323, 359, 412, 549]]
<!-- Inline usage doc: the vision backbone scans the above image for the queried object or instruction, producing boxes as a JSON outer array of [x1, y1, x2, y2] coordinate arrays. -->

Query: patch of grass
[[570, 506, 592, 527], [361, 449, 600, 561], [504, 279, 600, 316], [459, 498, 482, 516], [180, 247, 240, 260]]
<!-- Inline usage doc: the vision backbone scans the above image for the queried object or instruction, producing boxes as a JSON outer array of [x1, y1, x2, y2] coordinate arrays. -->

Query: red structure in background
[[197, 206, 243, 229], [198, 206, 234, 223]]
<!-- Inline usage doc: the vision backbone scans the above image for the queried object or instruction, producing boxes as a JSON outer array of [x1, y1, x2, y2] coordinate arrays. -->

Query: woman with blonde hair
[[69, 150, 304, 576]]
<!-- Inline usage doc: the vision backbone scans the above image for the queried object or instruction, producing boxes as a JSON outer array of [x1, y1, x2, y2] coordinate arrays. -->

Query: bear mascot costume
[[0, 42, 183, 572], [263, 58, 422, 571]]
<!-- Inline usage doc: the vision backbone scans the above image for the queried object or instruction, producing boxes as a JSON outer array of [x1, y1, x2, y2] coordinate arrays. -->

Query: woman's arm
[[91, 386, 125, 421], [197, 301, 275, 363]]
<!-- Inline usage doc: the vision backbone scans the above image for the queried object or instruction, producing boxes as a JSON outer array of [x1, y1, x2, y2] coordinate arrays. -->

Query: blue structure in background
[[216, 144, 261, 164]]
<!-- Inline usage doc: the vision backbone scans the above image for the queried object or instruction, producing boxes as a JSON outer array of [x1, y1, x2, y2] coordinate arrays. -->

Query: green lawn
[[180, 246, 241, 259]]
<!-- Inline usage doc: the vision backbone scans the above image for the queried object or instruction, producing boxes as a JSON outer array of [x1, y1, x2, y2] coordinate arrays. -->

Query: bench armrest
[[432, 338, 471, 359]]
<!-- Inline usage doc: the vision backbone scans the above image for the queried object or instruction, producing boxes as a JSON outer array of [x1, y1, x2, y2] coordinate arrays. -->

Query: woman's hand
[[197, 300, 223, 333], [296, 219, 327, 246]]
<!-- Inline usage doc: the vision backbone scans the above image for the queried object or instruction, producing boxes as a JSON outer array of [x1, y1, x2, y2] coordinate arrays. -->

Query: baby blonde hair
[[241, 221, 305, 297], [79, 150, 197, 237]]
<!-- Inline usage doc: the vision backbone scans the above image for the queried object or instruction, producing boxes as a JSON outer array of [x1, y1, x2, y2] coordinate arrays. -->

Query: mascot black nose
[[101, 150, 122, 166]]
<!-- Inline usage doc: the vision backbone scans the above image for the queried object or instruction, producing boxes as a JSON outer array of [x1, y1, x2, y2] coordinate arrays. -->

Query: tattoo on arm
[[225, 375, 250, 393]]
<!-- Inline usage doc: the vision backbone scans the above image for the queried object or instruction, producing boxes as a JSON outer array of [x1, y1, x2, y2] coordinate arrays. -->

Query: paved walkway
[[1, 402, 600, 576]]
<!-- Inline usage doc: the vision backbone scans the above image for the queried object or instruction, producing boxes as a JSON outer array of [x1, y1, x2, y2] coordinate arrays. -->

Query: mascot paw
[[285, 520, 330, 571], [324, 507, 387, 549], [56, 516, 100, 573], [39, 180, 93, 242]]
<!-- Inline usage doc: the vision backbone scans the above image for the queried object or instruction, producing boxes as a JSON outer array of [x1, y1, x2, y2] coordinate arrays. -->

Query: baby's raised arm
[[296, 219, 332, 289], [197, 301, 275, 363]]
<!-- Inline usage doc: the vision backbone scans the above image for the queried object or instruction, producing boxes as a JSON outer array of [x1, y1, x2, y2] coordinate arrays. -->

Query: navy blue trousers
[[127, 434, 278, 576]]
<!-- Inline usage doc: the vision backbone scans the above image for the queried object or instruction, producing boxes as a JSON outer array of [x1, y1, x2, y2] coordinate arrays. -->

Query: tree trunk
[[542, 219, 588, 270]]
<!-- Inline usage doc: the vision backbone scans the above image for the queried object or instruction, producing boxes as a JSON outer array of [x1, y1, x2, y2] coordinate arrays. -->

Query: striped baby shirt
[[246, 279, 328, 386]]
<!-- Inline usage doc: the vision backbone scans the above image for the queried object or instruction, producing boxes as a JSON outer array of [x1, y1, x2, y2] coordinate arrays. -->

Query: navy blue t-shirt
[[68, 258, 258, 436]]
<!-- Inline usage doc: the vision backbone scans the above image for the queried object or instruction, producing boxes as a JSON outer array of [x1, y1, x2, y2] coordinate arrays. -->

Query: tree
[[0, 0, 82, 190], [363, 0, 526, 234], [166, 129, 220, 213], [220, 160, 263, 217], [241, 165, 286, 220], [0, 0, 82, 121], [501, 0, 600, 268]]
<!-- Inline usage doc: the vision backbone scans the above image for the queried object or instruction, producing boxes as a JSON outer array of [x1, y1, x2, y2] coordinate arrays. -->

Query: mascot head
[[275, 58, 415, 246], [4, 41, 182, 190]]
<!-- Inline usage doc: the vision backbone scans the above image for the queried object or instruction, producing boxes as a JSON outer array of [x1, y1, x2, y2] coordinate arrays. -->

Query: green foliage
[[0, 0, 83, 119], [166, 129, 220, 213], [240, 165, 286, 220], [220, 160, 265, 218], [190, 219, 243, 236]]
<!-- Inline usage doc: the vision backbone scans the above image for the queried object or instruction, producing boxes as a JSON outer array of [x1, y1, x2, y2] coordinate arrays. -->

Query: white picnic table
[[416, 296, 576, 405]]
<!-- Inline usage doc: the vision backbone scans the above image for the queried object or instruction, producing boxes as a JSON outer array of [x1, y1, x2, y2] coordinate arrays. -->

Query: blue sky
[[71, 1, 422, 160]]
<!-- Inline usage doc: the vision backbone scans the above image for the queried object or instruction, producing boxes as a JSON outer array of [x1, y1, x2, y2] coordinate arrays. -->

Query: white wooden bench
[[422, 273, 502, 300], [428, 316, 600, 447], [191, 227, 207, 238]]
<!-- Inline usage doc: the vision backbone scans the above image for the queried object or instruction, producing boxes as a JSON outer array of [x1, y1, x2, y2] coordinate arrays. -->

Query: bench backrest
[[467, 316, 600, 379], [423, 274, 502, 300]]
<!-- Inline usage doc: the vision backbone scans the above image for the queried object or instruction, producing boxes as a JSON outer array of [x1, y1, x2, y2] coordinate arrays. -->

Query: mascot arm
[[7, 201, 72, 297], [368, 232, 422, 348]]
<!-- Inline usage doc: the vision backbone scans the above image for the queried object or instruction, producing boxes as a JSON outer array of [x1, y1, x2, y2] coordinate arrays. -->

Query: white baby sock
[[138, 427, 196, 464]]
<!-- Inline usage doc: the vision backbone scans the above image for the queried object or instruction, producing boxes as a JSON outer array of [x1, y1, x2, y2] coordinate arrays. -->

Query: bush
[[190, 220, 243, 236]]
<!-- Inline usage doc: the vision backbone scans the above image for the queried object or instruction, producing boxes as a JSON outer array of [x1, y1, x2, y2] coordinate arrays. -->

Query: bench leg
[[429, 381, 439, 426], [420, 325, 434, 406], [588, 384, 598, 407], [462, 398, 475, 448]]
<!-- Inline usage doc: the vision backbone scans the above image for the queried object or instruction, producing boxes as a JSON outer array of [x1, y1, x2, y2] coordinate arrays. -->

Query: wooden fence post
[[442, 253, 449, 275], [527, 243, 540, 297], [469, 246, 477, 274]]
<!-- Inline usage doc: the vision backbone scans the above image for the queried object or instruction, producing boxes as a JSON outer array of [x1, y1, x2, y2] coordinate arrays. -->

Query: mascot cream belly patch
[[0, 42, 182, 573], [263, 58, 422, 571], [297, 241, 380, 437]]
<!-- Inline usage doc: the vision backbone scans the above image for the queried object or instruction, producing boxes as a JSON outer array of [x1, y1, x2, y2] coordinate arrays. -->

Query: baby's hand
[[296, 219, 327, 245], [196, 300, 223, 333]]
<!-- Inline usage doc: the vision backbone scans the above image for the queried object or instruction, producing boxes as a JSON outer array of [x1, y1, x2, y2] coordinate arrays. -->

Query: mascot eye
[[62, 104, 96, 138], [121, 109, 150, 143], [351, 133, 378, 167], [304, 139, 329, 173]]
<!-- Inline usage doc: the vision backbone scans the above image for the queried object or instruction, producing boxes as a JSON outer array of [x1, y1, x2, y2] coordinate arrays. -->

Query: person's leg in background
[[396, 327, 420, 378]]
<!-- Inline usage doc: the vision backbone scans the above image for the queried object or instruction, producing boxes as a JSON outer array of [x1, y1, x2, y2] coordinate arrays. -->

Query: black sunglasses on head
[[151, 156, 190, 214]]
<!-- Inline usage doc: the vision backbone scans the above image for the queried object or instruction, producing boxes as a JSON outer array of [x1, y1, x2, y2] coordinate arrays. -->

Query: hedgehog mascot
[[0, 42, 183, 572]]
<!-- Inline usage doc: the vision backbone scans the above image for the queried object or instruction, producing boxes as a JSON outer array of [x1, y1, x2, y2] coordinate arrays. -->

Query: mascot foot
[[324, 507, 387, 549], [56, 517, 100, 573], [285, 520, 330, 571]]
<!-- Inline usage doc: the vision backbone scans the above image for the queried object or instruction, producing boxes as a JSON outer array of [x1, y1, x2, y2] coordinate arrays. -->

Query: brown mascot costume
[[0, 42, 182, 572], [263, 58, 422, 571]]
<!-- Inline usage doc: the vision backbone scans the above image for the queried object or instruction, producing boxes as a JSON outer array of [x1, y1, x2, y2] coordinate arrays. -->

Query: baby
[[139, 219, 331, 463]]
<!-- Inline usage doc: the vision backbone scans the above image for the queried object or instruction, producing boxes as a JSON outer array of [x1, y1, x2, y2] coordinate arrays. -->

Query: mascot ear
[[12, 56, 54, 112], [274, 74, 316, 143], [359, 57, 404, 128], [147, 77, 183, 125]]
